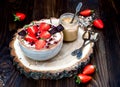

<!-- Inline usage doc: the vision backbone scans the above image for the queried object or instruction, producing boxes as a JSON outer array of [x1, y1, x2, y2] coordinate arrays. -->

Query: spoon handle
[[76, 2, 83, 14], [71, 39, 87, 56], [70, 2, 82, 23]]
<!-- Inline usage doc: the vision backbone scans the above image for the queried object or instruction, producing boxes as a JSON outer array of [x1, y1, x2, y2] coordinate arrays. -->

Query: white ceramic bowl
[[18, 32, 63, 61]]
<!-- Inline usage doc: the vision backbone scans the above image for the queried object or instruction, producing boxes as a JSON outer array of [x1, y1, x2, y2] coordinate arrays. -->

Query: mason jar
[[59, 13, 79, 42]]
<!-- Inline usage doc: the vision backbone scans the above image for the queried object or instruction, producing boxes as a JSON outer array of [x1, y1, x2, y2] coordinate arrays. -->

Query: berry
[[39, 22, 51, 31], [76, 74, 92, 84], [14, 12, 26, 21], [82, 64, 96, 75], [24, 34, 37, 43], [40, 31, 51, 39], [93, 19, 104, 29], [35, 39, 46, 50], [26, 25, 39, 35], [80, 9, 94, 16]]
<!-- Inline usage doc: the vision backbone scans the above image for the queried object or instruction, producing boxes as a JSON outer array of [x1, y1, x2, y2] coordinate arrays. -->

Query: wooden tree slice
[[9, 18, 94, 79]]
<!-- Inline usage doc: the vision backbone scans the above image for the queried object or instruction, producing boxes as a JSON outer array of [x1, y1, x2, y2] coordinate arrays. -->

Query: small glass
[[59, 13, 79, 42]]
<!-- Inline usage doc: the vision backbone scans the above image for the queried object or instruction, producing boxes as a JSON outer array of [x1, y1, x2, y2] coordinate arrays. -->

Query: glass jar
[[59, 13, 79, 42]]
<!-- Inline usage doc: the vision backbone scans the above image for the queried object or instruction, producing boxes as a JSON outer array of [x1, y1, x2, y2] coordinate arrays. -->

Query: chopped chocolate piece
[[49, 27, 58, 35], [18, 30, 27, 36], [57, 24, 64, 32]]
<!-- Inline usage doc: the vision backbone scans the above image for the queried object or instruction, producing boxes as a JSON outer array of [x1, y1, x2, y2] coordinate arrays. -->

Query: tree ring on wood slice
[[9, 18, 94, 80]]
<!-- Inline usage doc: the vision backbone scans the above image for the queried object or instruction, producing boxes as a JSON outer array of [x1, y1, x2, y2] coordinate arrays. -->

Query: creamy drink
[[59, 13, 79, 41]]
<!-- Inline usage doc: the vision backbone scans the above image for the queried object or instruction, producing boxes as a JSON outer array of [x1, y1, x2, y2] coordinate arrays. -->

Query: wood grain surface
[[0, 0, 120, 87]]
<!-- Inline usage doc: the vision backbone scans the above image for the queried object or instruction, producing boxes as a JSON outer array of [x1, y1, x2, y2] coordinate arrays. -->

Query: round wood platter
[[9, 18, 94, 80]]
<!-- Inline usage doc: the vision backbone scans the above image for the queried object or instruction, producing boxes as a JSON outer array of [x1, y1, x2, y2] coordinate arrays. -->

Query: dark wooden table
[[0, 0, 120, 87]]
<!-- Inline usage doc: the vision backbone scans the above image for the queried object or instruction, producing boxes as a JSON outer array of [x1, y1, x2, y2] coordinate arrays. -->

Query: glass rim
[[59, 13, 79, 25]]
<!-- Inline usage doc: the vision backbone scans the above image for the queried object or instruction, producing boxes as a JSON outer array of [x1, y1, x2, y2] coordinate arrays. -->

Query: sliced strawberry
[[82, 64, 96, 75], [76, 74, 92, 84], [35, 39, 46, 50], [24, 34, 37, 42], [40, 31, 51, 39], [39, 22, 51, 31], [26, 25, 39, 35], [93, 19, 104, 29]]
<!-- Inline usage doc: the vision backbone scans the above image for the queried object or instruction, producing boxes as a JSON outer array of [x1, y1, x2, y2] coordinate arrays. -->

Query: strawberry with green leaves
[[80, 9, 94, 16], [75, 74, 92, 84], [14, 12, 26, 21]]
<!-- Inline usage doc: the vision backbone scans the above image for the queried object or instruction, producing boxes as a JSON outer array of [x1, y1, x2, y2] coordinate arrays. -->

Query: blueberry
[[29, 42, 35, 46], [46, 46, 49, 48], [49, 38, 53, 41], [54, 41, 58, 44]]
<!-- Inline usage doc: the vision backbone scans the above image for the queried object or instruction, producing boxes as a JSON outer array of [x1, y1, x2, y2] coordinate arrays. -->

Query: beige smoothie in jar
[[59, 13, 79, 41]]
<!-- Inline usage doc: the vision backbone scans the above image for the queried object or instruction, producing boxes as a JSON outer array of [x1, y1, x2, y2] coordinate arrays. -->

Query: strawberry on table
[[40, 31, 51, 39], [26, 25, 39, 35], [93, 19, 104, 29], [82, 64, 96, 75], [76, 74, 92, 84], [14, 12, 26, 21], [24, 34, 37, 43], [35, 39, 46, 50], [80, 9, 94, 16], [39, 22, 51, 31]]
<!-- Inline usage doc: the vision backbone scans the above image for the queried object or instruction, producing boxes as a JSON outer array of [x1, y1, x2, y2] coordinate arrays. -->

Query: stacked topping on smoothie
[[18, 22, 64, 50]]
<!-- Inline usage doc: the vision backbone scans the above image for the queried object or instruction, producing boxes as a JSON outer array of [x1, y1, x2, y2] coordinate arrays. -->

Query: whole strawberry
[[80, 9, 94, 16], [14, 12, 26, 21], [75, 74, 92, 84], [82, 64, 96, 75], [93, 19, 104, 29]]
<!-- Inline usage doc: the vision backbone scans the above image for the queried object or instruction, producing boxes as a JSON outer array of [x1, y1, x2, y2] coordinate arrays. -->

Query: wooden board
[[9, 19, 94, 79]]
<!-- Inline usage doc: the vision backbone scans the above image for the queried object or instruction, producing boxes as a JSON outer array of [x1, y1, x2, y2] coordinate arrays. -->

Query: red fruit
[[25, 34, 37, 42], [26, 25, 39, 35], [93, 19, 104, 29], [80, 9, 94, 16], [14, 12, 26, 21], [40, 31, 51, 39], [35, 39, 46, 50], [76, 74, 92, 84], [39, 22, 51, 31], [82, 64, 96, 75]]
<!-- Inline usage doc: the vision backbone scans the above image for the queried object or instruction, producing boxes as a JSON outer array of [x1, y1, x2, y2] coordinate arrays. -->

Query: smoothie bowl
[[17, 20, 64, 61]]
